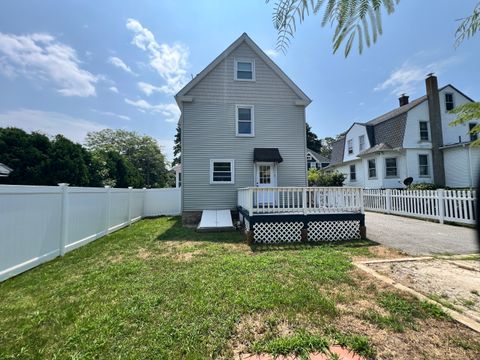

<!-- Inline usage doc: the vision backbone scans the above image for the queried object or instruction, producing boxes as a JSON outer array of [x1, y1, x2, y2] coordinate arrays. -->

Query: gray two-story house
[[175, 33, 311, 225]]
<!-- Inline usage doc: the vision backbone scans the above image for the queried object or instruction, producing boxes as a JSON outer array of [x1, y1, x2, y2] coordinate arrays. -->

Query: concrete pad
[[366, 211, 479, 256]]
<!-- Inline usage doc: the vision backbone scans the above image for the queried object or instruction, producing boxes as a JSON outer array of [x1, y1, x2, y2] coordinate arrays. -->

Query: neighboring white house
[[328, 75, 479, 189], [172, 164, 181, 188], [175, 33, 311, 225], [0, 163, 12, 177], [306, 148, 330, 170]]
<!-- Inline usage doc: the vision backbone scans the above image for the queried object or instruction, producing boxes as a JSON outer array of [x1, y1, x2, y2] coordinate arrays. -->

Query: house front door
[[255, 162, 277, 206]]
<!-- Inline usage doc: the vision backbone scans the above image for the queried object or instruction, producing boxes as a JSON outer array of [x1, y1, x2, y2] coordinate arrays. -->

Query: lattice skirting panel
[[308, 220, 360, 242], [253, 221, 303, 244]]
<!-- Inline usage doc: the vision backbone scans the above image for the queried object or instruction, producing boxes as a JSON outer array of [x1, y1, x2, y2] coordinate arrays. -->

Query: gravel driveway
[[365, 212, 479, 255]]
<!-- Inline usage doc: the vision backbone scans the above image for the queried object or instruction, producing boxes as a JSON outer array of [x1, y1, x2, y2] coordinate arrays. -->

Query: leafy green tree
[[0, 128, 50, 185], [85, 129, 168, 188], [449, 102, 480, 147], [318, 136, 337, 158], [92, 150, 143, 188], [172, 124, 181, 166], [47, 135, 96, 186], [306, 122, 322, 152], [308, 168, 345, 186], [455, 2, 480, 46]]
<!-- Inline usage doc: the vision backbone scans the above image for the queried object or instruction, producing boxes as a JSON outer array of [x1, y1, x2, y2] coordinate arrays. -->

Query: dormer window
[[445, 93, 454, 111], [347, 139, 353, 154], [235, 59, 255, 81]]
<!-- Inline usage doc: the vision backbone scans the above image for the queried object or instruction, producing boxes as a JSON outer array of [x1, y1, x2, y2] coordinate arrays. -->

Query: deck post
[[302, 188, 307, 214], [248, 188, 253, 216]]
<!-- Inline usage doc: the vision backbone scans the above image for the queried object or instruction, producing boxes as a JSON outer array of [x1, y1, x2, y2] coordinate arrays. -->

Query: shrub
[[408, 182, 438, 190], [308, 169, 345, 187]]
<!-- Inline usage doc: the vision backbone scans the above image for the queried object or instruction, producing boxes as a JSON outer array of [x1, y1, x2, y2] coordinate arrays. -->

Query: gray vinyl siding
[[182, 42, 307, 211]]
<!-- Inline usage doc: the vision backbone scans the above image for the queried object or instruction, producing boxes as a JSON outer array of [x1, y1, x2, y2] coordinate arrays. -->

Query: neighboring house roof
[[175, 33, 311, 104], [0, 163, 13, 176], [330, 137, 345, 165], [306, 148, 330, 163], [358, 143, 398, 156]]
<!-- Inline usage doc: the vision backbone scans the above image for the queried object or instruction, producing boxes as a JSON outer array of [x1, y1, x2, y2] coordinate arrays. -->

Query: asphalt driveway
[[366, 212, 479, 255]]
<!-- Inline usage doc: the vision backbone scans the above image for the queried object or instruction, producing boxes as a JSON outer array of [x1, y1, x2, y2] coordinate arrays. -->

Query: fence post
[[437, 189, 445, 224], [142, 187, 147, 218], [385, 189, 392, 214], [58, 183, 69, 256], [104, 186, 111, 235], [127, 186, 133, 225]]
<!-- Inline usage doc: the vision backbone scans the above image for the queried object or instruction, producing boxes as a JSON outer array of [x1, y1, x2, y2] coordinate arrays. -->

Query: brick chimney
[[425, 73, 445, 187], [399, 94, 409, 107]]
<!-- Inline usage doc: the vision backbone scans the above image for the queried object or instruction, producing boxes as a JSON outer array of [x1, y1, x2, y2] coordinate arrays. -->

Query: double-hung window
[[359, 135, 365, 151], [445, 93, 454, 111], [347, 139, 353, 154], [349, 164, 356, 181], [418, 155, 429, 176], [385, 158, 398, 177], [235, 59, 255, 80], [368, 159, 376, 178], [236, 105, 254, 136], [469, 123, 478, 142], [210, 160, 234, 184], [419, 121, 429, 141]]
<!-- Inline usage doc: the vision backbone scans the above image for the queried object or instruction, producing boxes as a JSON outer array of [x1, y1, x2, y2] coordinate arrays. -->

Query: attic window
[[445, 93, 454, 111], [235, 59, 255, 81]]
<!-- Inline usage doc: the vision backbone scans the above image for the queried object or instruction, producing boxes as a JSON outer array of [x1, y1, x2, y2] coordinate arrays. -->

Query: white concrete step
[[197, 209, 234, 231]]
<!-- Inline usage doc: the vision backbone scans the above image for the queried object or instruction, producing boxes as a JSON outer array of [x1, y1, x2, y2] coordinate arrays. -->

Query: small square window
[[445, 93, 454, 111], [236, 106, 254, 136], [235, 59, 255, 81], [419, 121, 429, 141], [350, 164, 356, 181], [210, 160, 234, 184], [368, 159, 376, 178], [385, 158, 398, 177], [418, 155, 429, 176]]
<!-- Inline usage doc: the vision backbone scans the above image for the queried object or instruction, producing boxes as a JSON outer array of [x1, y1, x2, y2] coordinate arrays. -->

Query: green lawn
[[1, 217, 479, 359]]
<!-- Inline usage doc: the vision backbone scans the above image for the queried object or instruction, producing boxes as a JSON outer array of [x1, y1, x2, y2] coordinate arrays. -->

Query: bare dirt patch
[[368, 259, 480, 323], [156, 241, 207, 262], [352, 245, 407, 262]]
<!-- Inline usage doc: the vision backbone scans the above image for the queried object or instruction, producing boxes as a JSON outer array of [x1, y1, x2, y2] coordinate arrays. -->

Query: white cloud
[[0, 32, 98, 96], [107, 56, 136, 75], [109, 86, 119, 93], [125, 98, 180, 122], [126, 18, 189, 94], [374, 55, 462, 96], [157, 139, 174, 162], [91, 109, 130, 121], [264, 48, 279, 58], [137, 81, 169, 96], [0, 109, 106, 143]]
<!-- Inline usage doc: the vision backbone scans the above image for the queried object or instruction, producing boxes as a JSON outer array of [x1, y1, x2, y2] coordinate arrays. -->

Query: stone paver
[[241, 346, 364, 359], [366, 212, 479, 255]]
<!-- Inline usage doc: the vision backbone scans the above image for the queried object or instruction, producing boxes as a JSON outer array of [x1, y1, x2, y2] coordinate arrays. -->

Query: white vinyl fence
[[364, 189, 476, 225], [0, 185, 181, 282]]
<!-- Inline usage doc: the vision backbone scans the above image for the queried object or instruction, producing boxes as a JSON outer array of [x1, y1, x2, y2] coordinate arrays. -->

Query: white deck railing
[[237, 187, 364, 216], [364, 189, 476, 225]]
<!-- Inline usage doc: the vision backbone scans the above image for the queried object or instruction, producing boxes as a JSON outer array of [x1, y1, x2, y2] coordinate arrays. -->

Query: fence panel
[[364, 188, 476, 225], [0, 185, 181, 282]]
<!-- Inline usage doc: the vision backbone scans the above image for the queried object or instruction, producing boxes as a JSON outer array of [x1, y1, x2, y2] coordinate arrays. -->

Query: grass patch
[[252, 331, 328, 358]]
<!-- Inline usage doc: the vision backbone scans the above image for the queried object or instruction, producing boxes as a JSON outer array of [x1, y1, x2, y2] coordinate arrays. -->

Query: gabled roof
[[307, 148, 330, 163], [175, 33, 311, 104]]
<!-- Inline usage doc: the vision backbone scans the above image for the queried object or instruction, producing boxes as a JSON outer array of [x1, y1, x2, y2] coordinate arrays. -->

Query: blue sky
[[0, 0, 478, 162]]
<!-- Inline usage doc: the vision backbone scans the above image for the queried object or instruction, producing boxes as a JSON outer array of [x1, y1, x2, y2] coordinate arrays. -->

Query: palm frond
[[267, 0, 401, 56]]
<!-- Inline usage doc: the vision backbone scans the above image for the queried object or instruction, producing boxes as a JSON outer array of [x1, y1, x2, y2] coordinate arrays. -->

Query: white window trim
[[419, 120, 430, 142], [349, 164, 357, 182], [384, 157, 399, 178], [234, 58, 255, 81], [347, 139, 354, 154], [210, 159, 235, 184], [418, 154, 430, 177], [368, 158, 377, 179], [445, 92, 455, 111], [359, 135, 365, 151], [235, 104, 255, 137]]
